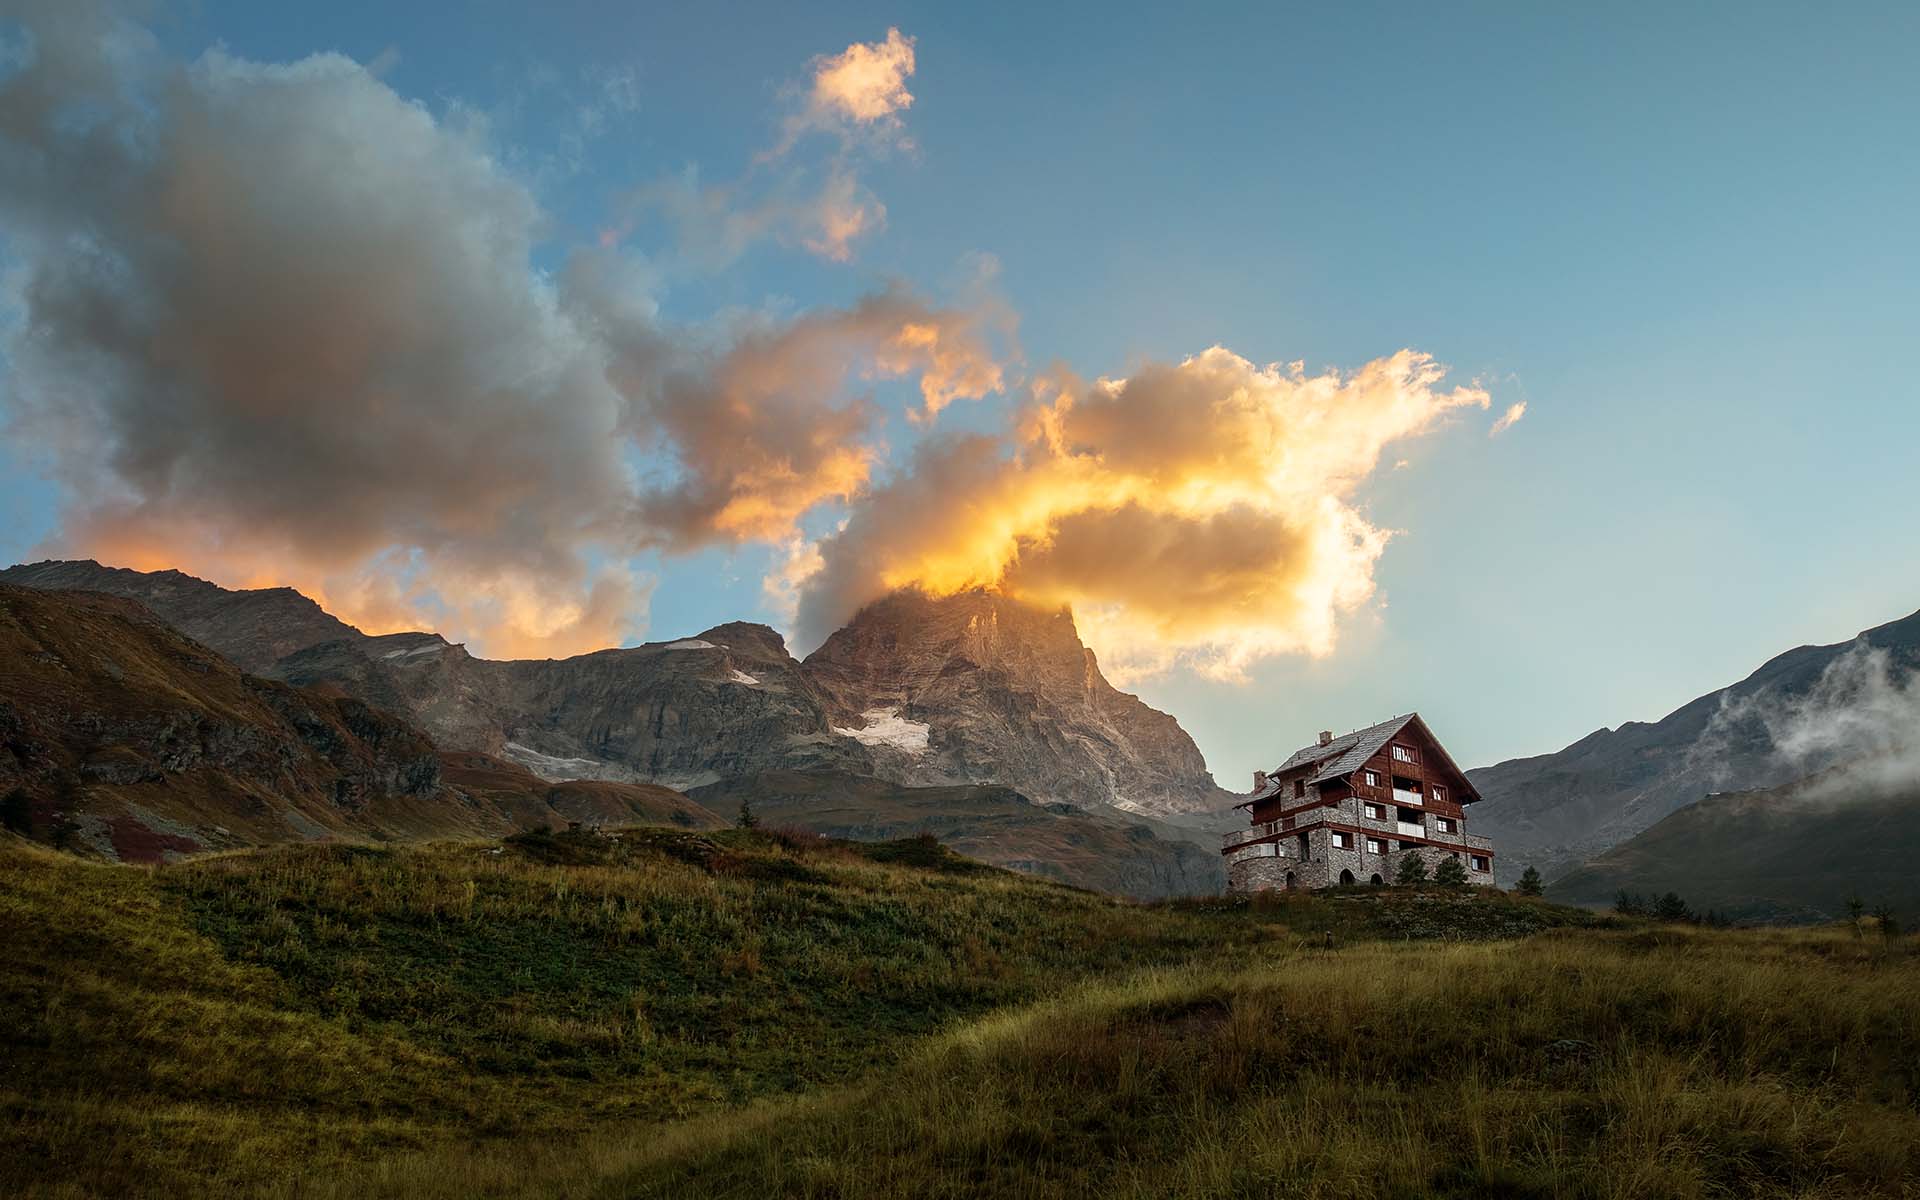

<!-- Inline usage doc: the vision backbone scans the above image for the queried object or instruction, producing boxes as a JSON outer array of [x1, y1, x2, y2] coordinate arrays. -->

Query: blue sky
[[3, 1, 1917, 782]]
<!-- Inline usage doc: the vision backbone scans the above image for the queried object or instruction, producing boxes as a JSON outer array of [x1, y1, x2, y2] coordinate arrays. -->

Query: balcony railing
[[1221, 806, 1334, 850]]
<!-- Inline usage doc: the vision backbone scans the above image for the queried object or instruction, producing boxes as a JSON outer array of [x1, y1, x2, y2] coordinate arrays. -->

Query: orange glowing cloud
[[808, 28, 916, 129], [791, 348, 1491, 679]]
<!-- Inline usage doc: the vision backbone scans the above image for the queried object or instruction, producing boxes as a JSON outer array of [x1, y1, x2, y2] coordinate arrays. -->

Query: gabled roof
[[1279, 713, 1417, 785], [1235, 712, 1482, 808]]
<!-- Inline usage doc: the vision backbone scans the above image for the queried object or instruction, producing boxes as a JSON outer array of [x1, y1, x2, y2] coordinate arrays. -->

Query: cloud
[[571, 277, 1006, 547], [619, 27, 917, 267], [1490, 400, 1527, 436], [792, 348, 1490, 677], [0, 4, 992, 657], [1698, 643, 1920, 802], [776, 27, 917, 156]]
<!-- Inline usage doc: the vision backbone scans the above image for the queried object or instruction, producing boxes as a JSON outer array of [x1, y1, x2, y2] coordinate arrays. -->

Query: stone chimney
[[1252, 770, 1268, 793], [1318, 730, 1333, 747]]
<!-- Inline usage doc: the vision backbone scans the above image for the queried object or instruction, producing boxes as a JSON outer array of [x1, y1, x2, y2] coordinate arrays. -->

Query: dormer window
[[1363, 770, 1381, 787], [1294, 779, 1306, 799]]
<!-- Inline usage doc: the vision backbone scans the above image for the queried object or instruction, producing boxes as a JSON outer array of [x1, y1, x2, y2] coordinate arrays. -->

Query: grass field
[[4, 827, 1915, 1199]]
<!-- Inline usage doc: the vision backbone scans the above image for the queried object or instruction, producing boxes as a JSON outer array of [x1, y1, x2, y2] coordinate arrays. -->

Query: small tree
[[1516, 865, 1544, 897], [1652, 891, 1693, 923], [736, 795, 759, 830], [1395, 853, 1428, 886], [1846, 895, 1866, 938], [1872, 901, 1899, 944], [1434, 856, 1468, 887], [1614, 890, 1646, 916]]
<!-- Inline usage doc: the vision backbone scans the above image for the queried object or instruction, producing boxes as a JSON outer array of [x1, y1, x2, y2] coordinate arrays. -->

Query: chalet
[[1222, 713, 1494, 892]]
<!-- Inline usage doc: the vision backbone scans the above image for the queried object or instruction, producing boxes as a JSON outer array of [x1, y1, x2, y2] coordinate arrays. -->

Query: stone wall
[[1226, 824, 1497, 893]]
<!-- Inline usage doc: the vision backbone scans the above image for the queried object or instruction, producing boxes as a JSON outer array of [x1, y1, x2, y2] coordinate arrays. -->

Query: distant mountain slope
[[0, 584, 483, 860], [1547, 776, 1920, 923], [0, 560, 364, 672], [687, 770, 1225, 898], [436, 749, 725, 832], [4, 562, 1235, 828], [1468, 605, 1920, 883]]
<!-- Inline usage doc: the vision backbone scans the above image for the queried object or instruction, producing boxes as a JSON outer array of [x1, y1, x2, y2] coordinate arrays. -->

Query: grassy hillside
[[4, 829, 1916, 1199], [1549, 780, 1920, 922]]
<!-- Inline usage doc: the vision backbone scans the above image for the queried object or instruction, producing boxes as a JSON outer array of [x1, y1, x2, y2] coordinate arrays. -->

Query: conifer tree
[[1395, 853, 1428, 886], [1434, 856, 1468, 887], [1516, 865, 1544, 897]]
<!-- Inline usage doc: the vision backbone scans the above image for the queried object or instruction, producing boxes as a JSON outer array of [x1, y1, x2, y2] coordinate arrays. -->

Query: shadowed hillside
[[689, 769, 1224, 898], [1548, 774, 1920, 922]]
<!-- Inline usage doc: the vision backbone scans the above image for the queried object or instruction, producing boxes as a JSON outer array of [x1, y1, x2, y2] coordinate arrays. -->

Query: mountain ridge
[[2, 561, 1236, 824]]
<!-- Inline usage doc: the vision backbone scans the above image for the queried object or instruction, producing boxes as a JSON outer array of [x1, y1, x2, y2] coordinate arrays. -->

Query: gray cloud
[[0, 2, 998, 656]]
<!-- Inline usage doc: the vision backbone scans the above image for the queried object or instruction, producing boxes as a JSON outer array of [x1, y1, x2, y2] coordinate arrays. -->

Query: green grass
[[3, 830, 1915, 1199]]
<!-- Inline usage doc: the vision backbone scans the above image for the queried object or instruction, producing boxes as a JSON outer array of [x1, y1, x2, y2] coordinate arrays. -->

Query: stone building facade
[[1223, 713, 1495, 892]]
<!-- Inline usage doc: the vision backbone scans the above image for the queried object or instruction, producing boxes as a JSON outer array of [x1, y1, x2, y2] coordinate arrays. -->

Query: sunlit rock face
[[804, 589, 1237, 819]]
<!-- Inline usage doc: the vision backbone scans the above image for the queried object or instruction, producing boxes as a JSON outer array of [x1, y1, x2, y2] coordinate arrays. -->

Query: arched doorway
[[1370, 874, 1384, 886], [1339, 868, 1355, 886], [1284, 871, 1296, 890]]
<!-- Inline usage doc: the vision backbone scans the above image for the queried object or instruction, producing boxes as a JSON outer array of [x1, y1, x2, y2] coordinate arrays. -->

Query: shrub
[[1395, 854, 1428, 886], [1652, 891, 1693, 923], [1614, 890, 1647, 916], [1434, 856, 1468, 887]]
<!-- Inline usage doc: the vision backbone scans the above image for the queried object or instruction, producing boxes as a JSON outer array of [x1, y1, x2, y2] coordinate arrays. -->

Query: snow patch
[[832, 707, 932, 754], [504, 741, 614, 782], [730, 669, 760, 685], [661, 638, 718, 651], [381, 642, 443, 660]]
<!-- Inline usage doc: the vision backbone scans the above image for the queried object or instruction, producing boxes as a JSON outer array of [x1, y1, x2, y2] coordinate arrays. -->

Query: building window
[[1391, 744, 1416, 763], [1365, 837, 1386, 855], [1363, 802, 1386, 820], [1431, 785, 1446, 804], [1332, 830, 1354, 850], [1294, 779, 1306, 799], [1364, 770, 1381, 787], [1471, 855, 1490, 872], [1435, 817, 1456, 834]]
